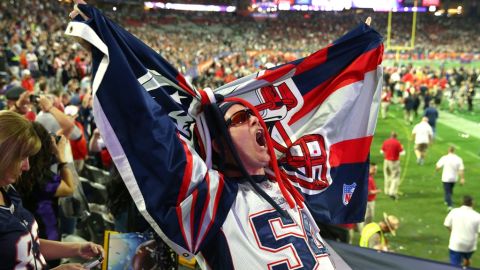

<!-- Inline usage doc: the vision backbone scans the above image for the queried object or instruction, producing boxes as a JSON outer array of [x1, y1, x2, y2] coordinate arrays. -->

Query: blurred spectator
[[444, 195, 480, 268], [423, 101, 439, 136], [412, 117, 433, 165], [436, 146, 465, 211], [15, 122, 76, 267], [89, 128, 113, 170], [21, 69, 35, 92], [0, 110, 103, 269], [4, 86, 36, 121], [64, 105, 88, 173], [381, 132, 404, 200], [380, 86, 392, 119], [466, 83, 475, 112], [36, 95, 81, 143], [357, 162, 381, 232], [359, 213, 400, 252]]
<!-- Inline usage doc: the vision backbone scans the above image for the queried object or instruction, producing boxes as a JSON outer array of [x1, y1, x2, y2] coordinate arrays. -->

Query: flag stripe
[[289, 46, 383, 125], [289, 68, 382, 144], [328, 136, 373, 167]]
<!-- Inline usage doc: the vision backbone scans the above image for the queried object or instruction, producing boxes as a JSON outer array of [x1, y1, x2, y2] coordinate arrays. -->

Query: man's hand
[[38, 95, 54, 112], [77, 242, 104, 260], [69, 0, 92, 50], [365, 17, 372, 26], [53, 135, 68, 163], [69, 0, 88, 20]]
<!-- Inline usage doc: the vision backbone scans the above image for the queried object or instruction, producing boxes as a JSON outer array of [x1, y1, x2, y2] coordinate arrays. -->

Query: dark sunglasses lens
[[230, 109, 251, 126]]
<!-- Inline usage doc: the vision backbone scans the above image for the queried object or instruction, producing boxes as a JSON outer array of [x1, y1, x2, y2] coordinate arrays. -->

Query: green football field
[[383, 59, 480, 69], [353, 102, 480, 266]]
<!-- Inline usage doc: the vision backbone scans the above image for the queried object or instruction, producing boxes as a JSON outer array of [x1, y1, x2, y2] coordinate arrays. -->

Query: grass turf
[[383, 60, 480, 69], [353, 103, 480, 267]]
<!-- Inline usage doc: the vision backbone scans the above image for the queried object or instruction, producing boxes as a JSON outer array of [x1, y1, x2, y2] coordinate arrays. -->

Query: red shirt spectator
[[367, 174, 378, 202], [21, 70, 35, 92], [381, 136, 404, 161], [70, 121, 88, 161], [381, 90, 392, 103], [401, 72, 414, 84]]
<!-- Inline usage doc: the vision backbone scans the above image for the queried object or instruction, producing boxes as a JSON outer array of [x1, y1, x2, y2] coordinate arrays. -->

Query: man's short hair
[[463, 195, 473, 206]]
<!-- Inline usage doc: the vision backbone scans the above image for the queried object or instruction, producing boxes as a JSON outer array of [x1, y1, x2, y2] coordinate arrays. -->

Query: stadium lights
[[446, 7, 462, 15], [144, 2, 236, 12], [434, 9, 444, 16], [145, 2, 154, 9], [278, 2, 290, 11]]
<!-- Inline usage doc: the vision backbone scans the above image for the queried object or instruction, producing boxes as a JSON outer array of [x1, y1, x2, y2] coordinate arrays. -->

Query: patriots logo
[[138, 69, 196, 139], [342, 183, 357, 206]]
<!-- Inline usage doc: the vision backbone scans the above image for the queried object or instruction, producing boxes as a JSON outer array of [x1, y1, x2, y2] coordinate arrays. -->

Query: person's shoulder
[[4, 185, 21, 201], [35, 111, 51, 122], [452, 154, 463, 162]]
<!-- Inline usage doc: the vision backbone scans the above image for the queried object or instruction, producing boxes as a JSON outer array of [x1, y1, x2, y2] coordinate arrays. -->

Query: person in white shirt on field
[[444, 195, 480, 267], [411, 117, 433, 165], [436, 146, 465, 210]]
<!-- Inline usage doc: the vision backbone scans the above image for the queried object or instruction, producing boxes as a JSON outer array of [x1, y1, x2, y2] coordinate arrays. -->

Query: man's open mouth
[[256, 129, 266, 147]]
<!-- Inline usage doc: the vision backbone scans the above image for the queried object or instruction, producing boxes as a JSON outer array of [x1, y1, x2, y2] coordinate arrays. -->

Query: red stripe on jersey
[[190, 188, 198, 252], [289, 46, 382, 125], [194, 173, 211, 251], [195, 173, 225, 253], [177, 135, 195, 251], [329, 136, 373, 167], [176, 74, 196, 97]]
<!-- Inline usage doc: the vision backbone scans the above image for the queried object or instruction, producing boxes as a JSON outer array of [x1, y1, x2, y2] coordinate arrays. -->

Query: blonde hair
[[0, 111, 41, 180]]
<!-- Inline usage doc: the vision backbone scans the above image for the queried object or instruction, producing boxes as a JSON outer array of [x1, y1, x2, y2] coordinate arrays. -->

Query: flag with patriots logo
[[66, 4, 383, 256]]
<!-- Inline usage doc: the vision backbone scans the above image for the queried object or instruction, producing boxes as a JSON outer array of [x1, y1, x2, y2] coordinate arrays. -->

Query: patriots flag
[[66, 4, 382, 257]]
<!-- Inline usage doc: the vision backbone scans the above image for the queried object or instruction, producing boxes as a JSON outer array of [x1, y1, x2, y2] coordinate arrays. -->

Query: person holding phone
[[0, 111, 103, 270], [15, 122, 77, 266]]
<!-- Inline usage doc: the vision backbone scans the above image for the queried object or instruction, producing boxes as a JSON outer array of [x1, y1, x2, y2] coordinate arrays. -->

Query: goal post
[[386, 0, 418, 60]]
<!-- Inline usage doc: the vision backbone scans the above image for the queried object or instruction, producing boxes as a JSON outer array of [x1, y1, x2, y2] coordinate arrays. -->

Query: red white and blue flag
[[67, 4, 382, 258]]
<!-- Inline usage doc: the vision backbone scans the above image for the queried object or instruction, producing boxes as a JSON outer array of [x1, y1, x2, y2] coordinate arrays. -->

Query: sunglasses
[[225, 108, 254, 127]]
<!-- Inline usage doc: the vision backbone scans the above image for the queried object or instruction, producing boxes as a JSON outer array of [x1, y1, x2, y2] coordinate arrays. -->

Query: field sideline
[[351, 103, 480, 267]]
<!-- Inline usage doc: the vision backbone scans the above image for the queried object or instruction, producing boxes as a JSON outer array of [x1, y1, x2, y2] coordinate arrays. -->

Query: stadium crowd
[[0, 0, 479, 268]]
